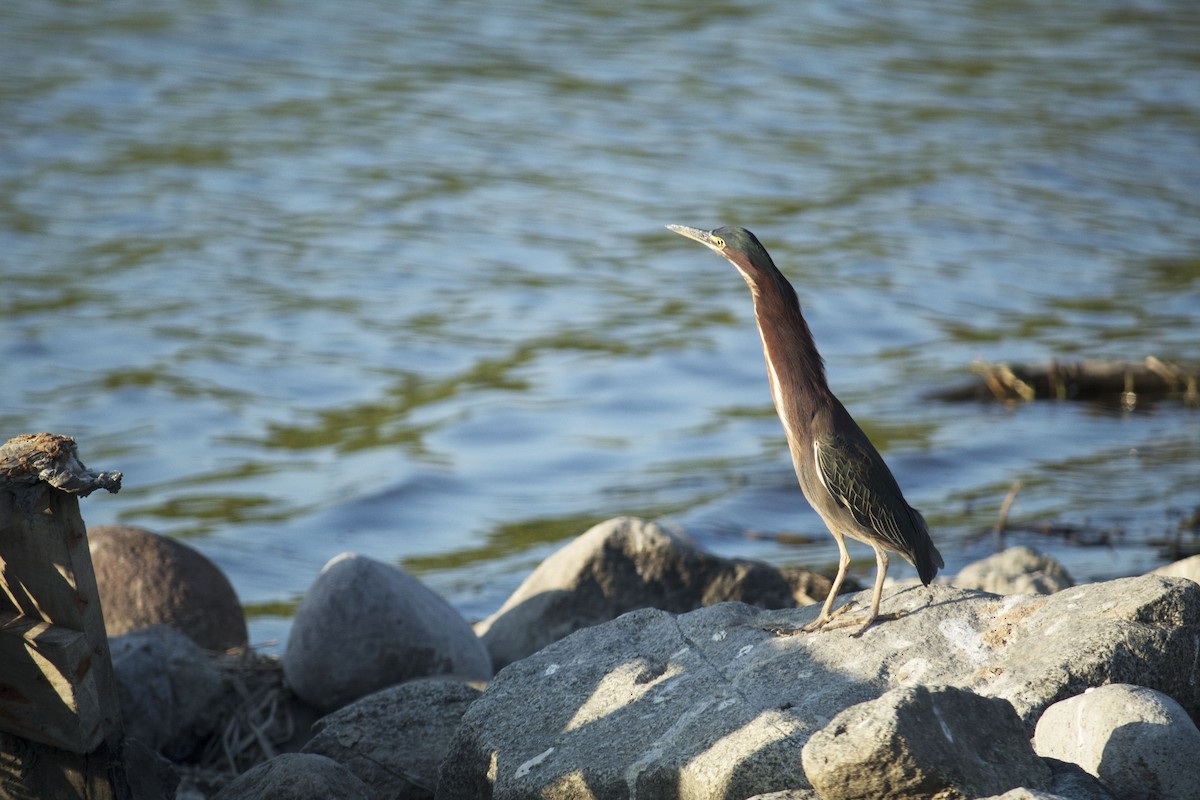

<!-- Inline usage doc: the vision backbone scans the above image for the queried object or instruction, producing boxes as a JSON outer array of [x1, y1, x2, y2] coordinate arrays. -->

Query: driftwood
[[930, 357, 1199, 407], [962, 480, 1125, 549], [0, 433, 122, 503], [168, 651, 304, 798], [980, 519, 1122, 549], [992, 480, 1023, 540], [1151, 507, 1200, 561], [0, 434, 130, 800]]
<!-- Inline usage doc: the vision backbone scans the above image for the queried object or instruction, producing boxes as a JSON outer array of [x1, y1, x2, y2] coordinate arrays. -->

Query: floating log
[[930, 357, 1199, 407]]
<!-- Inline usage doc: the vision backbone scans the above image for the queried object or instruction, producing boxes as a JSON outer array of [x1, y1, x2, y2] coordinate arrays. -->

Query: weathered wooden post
[[0, 433, 128, 799]]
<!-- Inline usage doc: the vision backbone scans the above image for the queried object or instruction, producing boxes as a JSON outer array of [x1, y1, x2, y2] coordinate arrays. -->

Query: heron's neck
[[750, 278, 830, 426]]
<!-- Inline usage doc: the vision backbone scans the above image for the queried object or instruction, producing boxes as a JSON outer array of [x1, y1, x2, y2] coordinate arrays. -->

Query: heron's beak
[[666, 224, 724, 254]]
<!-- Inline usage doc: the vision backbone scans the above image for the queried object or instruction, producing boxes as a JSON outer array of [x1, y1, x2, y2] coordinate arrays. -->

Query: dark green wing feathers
[[813, 429, 943, 584]]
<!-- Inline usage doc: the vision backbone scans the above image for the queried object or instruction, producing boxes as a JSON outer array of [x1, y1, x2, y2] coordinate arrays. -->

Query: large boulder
[[1034, 684, 1200, 800], [110, 625, 227, 761], [976, 791, 1080, 800], [952, 545, 1073, 595], [283, 553, 491, 713], [437, 576, 1200, 799], [302, 677, 483, 799], [1034, 760, 1117, 800], [779, 566, 860, 607], [90, 524, 248, 651], [1152, 554, 1200, 584], [800, 685, 1050, 800], [474, 517, 796, 670], [212, 753, 369, 800]]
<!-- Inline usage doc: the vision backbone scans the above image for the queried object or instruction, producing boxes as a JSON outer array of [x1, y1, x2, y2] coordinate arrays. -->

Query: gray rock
[[122, 737, 180, 800], [90, 524, 248, 651], [980, 576, 1200, 725], [977, 771, 1116, 800], [801, 685, 1050, 800], [110, 625, 227, 761], [283, 553, 492, 713], [952, 545, 1073, 595], [303, 677, 483, 799], [437, 576, 1200, 800], [474, 517, 795, 670], [1040, 758, 1116, 800], [212, 753, 369, 800], [779, 565, 862, 607], [1033, 683, 1200, 800], [1152, 554, 1200, 584], [442, 603, 811, 800], [746, 792, 820, 800]]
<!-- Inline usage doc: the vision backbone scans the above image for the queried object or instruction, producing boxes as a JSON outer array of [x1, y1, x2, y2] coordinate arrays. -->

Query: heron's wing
[[813, 430, 923, 556]]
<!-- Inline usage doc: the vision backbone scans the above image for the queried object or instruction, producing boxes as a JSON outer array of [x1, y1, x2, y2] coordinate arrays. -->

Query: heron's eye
[[712, 236, 725, 248]]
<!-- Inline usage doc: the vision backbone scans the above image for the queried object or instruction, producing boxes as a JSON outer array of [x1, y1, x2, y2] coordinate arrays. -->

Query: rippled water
[[4, 0, 1198, 647]]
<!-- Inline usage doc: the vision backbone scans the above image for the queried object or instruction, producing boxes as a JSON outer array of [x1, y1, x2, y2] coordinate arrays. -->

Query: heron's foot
[[822, 609, 907, 637], [761, 615, 836, 637], [789, 600, 859, 635]]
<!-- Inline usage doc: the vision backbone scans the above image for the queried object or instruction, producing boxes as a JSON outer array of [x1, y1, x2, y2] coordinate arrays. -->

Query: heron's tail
[[909, 508, 943, 586]]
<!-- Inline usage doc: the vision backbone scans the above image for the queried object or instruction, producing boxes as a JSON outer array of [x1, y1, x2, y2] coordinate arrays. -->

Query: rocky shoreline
[[87, 518, 1200, 800]]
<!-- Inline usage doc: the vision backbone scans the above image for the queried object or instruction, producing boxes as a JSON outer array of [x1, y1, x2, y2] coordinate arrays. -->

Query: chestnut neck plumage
[[730, 256, 831, 434]]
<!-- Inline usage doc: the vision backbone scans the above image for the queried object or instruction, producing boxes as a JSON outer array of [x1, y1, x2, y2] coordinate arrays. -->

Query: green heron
[[668, 224, 943, 636]]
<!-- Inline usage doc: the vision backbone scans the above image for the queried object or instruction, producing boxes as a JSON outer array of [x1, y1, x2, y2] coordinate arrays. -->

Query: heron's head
[[666, 224, 780, 290]]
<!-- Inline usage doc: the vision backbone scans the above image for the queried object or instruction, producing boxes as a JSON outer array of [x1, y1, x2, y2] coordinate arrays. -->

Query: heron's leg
[[802, 529, 853, 632], [852, 546, 889, 637], [825, 545, 891, 637]]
